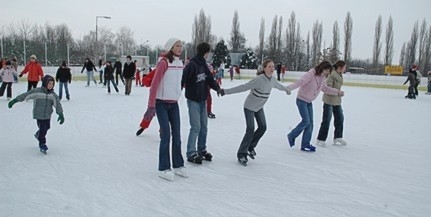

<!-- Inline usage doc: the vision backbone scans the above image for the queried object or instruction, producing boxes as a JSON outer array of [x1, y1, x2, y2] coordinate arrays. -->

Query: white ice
[[0, 77, 430, 217]]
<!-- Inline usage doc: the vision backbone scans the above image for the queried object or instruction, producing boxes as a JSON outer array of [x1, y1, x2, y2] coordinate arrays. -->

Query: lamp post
[[141, 39, 149, 56], [96, 16, 111, 44]]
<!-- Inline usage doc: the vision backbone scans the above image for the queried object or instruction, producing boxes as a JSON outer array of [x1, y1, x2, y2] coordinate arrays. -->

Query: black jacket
[[81, 61, 97, 72], [182, 56, 220, 102], [56, 67, 72, 83], [123, 61, 136, 78], [114, 61, 122, 74], [104, 65, 115, 80]]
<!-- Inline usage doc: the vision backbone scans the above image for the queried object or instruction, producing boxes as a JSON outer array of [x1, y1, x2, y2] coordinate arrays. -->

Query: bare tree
[[294, 24, 302, 70], [192, 9, 212, 47], [276, 16, 283, 62], [384, 16, 394, 65], [406, 21, 419, 68], [229, 10, 246, 52], [312, 21, 323, 65], [285, 12, 297, 69], [418, 19, 427, 71], [268, 15, 278, 61], [306, 31, 311, 68], [372, 15, 383, 67], [258, 18, 265, 61], [399, 42, 406, 66], [423, 25, 431, 72], [344, 12, 353, 66], [114, 26, 136, 56]]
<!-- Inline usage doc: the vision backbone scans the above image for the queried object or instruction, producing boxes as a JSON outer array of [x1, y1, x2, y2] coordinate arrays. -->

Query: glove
[[8, 99, 17, 108], [18, 73, 23, 78], [286, 88, 291, 95], [143, 107, 156, 121], [57, 113, 65, 125], [217, 89, 225, 97]]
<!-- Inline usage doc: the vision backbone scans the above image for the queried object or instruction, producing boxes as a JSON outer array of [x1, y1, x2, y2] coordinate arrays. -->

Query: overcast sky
[[1, 0, 429, 64]]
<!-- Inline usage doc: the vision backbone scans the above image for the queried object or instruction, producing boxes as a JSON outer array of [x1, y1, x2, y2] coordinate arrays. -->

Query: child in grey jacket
[[218, 59, 291, 166], [8, 75, 65, 154]]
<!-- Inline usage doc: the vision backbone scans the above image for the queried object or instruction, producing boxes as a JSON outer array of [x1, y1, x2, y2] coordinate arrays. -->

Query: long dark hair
[[314, 60, 332, 75], [257, 59, 274, 75]]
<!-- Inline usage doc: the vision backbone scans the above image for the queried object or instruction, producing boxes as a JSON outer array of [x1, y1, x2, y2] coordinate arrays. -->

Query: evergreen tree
[[212, 39, 231, 67], [240, 48, 258, 69]]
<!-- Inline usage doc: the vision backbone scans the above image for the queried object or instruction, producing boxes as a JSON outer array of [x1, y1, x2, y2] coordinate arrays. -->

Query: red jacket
[[20, 62, 44, 81]]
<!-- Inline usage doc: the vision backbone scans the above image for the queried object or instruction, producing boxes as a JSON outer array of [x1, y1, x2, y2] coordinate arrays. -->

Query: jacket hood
[[42, 75, 55, 91]]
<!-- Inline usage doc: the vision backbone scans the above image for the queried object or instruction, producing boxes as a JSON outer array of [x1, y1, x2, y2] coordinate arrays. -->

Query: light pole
[[141, 39, 149, 56], [96, 16, 111, 44]]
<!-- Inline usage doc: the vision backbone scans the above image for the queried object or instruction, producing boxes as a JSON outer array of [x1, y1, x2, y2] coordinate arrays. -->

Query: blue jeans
[[238, 108, 266, 157], [58, 82, 70, 99], [317, 103, 344, 141], [86, 70, 97, 86], [288, 98, 314, 147], [106, 79, 118, 93], [186, 100, 208, 157], [155, 100, 184, 171]]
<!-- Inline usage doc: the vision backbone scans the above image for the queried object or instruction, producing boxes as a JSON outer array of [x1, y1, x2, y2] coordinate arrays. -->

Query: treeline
[[2, 9, 430, 74]]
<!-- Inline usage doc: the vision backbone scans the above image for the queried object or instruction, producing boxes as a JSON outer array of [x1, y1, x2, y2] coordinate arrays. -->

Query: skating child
[[8, 75, 65, 154], [218, 59, 291, 166], [0, 61, 18, 100], [104, 61, 119, 94]]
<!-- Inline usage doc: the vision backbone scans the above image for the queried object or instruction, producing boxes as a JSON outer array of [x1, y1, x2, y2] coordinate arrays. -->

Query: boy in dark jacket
[[55, 61, 72, 100], [182, 42, 221, 164], [8, 75, 65, 154]]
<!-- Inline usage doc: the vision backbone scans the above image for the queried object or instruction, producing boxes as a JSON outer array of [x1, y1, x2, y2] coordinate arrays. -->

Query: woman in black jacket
[[104, 61, 119, 94], [56, 61, 72, 100]]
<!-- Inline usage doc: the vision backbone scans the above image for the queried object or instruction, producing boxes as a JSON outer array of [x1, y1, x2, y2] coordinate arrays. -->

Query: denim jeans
[[86, 70, 97, 86], [237, 108, 266, 157], [106, 79, 118, 93], [317, 103, 344, 141], [155, 100, 184, 171], [186, 100, 208, 157], [36, 119, 51, 145], [288, 98, 314, 147], [58, 82, 70, 99]]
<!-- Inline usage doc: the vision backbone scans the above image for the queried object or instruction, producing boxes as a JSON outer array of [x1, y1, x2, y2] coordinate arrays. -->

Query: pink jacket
[[287, 68, 340, 103]]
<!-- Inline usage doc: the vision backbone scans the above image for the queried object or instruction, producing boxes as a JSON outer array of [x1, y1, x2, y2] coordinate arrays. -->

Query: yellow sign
[[384, 65, 403, 75]]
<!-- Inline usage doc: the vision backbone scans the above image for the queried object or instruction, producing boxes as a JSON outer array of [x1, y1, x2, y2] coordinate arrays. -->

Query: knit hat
[[30, 54, 37, 60], [164, 37, 181, 52]]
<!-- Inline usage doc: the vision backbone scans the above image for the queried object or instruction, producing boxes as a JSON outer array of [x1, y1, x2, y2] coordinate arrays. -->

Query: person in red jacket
[[19, 55, 44, 91]]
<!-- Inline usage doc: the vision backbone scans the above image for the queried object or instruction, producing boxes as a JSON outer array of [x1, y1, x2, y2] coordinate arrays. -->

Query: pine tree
[[240, 48, 258, 69], [212, 39, 231, 67]]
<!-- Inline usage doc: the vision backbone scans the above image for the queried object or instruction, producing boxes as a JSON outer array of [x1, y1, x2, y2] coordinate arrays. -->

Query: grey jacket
[[322, 70, 343, 106], [15, 87, 63, 120], [224, 74, 288, 112]]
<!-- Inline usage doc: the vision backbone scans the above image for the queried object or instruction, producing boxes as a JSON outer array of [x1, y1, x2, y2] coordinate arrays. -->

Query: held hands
[[57, 113, 65, 125], [338, 91, 345, 97], [18, 74, 23, 78], [8, 99, 17, 108], [286, 88, 291, 95], [143, 107, 156, 121], [217, 89, 225, 97]]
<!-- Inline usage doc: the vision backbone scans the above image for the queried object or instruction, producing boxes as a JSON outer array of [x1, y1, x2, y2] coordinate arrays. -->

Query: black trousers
[[27, 81, 38, 91], [0, 82, 12, 98]]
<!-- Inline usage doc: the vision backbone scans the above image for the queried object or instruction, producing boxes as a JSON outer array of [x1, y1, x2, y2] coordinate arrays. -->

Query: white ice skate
[[173, 167, 189, 178], [333, 138, 347, 146], [316, 140, 327, 147], [158, 169, 175, 181]]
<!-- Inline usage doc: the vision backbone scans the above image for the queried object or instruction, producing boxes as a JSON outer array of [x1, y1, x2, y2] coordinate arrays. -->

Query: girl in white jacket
[[0, 61, 18, 100]]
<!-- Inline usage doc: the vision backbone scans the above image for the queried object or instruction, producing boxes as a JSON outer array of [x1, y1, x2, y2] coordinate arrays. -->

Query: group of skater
[[403, 64, 431, 99], [138, 37, 347, 181], [6, 36, 431, 182]]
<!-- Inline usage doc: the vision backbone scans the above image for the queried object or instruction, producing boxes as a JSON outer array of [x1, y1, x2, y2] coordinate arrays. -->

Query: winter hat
[[164, 37, 181, 52], [30, 54, 37, 60]]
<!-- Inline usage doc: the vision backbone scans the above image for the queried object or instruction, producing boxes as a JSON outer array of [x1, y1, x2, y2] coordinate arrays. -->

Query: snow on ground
[[0, 79, 430, 217]]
